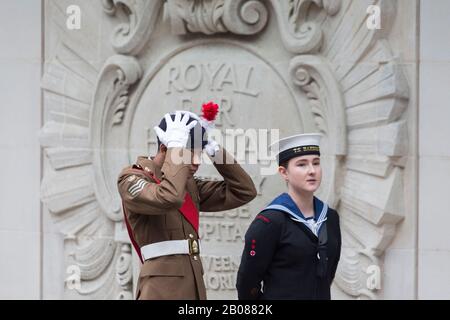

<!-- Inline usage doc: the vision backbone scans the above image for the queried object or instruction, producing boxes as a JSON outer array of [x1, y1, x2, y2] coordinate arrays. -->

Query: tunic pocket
[[137, 260, 187, 300]]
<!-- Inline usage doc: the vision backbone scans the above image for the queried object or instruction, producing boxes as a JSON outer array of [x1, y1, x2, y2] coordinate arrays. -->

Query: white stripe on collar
[[264, 203, 328, 236]]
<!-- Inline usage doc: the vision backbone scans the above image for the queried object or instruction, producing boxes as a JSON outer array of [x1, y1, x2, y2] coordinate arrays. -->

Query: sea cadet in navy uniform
[[118, 103, 257, 300], [236, 133, 341, 300]]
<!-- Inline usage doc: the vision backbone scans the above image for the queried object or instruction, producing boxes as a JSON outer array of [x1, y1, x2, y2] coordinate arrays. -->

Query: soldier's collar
[[135, 156, 162, 180]]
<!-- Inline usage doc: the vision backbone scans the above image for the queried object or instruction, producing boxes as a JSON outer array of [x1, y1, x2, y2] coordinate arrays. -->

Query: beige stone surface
[[2, 0, 450, 300]]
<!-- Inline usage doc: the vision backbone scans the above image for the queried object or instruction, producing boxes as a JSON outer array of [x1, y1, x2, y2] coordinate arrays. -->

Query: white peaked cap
[[270, 133, 322, 164]]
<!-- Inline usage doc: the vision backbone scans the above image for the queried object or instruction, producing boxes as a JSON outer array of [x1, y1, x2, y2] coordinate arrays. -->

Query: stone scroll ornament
[[164, 0, 269, 35], [40, 0, 409, 299]]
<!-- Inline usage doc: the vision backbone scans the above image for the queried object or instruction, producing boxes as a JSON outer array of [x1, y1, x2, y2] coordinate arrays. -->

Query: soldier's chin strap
[[121, 166, 200, 263]]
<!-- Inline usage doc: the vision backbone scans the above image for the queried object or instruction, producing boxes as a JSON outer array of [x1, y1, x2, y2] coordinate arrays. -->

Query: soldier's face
[[189, 149, 202, 175], [278, 155, 322, 194]]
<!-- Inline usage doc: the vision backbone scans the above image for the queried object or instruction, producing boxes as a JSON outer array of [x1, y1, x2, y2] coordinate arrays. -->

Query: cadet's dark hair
[[157, 114, 207, 150], [279, 160, 289, 169]]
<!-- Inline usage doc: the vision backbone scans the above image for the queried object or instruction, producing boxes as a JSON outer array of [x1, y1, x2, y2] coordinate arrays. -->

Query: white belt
[[141, 239, 201, 261]]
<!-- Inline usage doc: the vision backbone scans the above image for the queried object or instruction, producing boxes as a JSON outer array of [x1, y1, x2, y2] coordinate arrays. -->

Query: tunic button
[[193, 256, 198, 261], [189, 234, 194, 239], [317, 252, 320, 260]]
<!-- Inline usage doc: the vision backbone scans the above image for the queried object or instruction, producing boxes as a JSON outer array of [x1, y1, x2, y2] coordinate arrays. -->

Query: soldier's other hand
[[205, 139, 220, 157], [197, 115, 219, 156]]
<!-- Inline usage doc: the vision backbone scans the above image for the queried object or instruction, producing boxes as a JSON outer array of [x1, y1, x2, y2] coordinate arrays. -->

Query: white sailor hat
[[270, 133, 322, 165]]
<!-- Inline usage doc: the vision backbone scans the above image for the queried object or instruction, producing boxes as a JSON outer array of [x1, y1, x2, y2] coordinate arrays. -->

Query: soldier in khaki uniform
[[118, 108, 257, 300]]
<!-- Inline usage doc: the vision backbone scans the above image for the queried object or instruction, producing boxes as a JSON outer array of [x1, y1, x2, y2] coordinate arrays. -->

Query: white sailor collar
[[262, 193, 328, 237]]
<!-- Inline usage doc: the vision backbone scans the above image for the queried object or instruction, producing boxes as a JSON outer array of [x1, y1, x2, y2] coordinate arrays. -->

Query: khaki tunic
[[117, 147, 257, 300]]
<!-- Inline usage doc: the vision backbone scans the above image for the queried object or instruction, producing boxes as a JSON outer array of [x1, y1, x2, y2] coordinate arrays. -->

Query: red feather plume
[[201, 101, 219, 121]]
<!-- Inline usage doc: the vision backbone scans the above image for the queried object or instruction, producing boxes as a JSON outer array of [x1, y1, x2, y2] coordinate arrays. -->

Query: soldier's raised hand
[[153, 111, 198, 149]]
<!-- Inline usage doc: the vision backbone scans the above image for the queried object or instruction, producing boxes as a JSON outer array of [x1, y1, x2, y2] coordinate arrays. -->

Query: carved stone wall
[[40, 0, 415, 299]]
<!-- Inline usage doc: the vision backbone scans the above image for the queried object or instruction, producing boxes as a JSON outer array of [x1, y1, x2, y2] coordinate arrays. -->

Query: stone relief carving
[[41, 0, 409, 299], [270, 0, 342, 53], [115, 244, 133, 299], [164, 0, 269, 35], [102, 0, 164, 55], [91, 54, 142, 222]]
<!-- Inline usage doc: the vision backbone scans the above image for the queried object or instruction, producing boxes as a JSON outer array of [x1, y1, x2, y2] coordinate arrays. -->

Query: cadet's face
[[279, 155, 322, 194]]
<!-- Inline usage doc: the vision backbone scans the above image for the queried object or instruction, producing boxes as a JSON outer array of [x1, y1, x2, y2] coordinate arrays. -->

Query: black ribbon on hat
[[278, 145, 320, 165]]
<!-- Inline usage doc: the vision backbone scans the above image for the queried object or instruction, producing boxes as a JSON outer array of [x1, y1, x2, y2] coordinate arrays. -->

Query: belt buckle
[[188, 238, 200, 255]]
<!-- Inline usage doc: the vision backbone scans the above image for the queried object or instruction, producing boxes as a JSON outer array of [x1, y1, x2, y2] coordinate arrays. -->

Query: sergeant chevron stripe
[[128, 178, 148, 196]]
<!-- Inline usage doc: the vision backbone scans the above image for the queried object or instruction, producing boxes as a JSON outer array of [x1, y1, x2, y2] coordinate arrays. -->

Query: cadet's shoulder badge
[[127, 175, 137, 182]]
